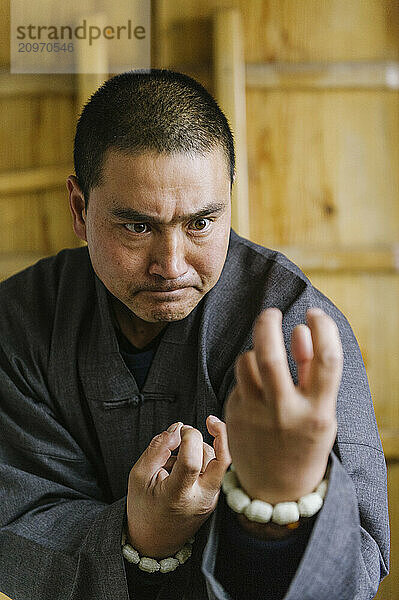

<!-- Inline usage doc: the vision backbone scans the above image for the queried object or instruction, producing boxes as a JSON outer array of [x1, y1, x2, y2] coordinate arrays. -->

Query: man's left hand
[[224, 307, 344, 504]]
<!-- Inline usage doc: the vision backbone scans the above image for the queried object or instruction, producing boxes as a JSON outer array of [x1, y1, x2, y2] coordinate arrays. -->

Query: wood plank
[[0, 189, 82, 254], [0, 97, 40, 170], [37, 97, 75, 165], [274, 244, 399, 273], [306, 273, 399, 436], [240, 0, 399, 63], [0, 0, 10, 68], [0, 165, 72, 195], [0, 71, 74, 96], [246, 61, 399, 90], [156, 0, 399, 64], [151, 60, 399, 92], [247, 90, 399, 249]]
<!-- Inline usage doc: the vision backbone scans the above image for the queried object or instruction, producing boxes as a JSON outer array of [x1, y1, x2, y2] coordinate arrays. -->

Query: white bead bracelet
[[121, 525, 195, 573], [222, 464, 329, 526]]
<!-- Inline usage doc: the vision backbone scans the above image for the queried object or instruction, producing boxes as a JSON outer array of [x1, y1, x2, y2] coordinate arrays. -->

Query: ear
[[67, 175, 87, 243]]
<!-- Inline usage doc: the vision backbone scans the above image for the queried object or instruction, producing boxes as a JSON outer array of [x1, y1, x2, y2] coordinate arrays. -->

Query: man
[[0, 69, 389, 600]]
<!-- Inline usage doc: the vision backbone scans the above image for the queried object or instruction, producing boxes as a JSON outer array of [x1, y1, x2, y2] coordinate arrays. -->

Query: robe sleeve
[[200, 283, 390, 600], [0, 343, 179, 600]]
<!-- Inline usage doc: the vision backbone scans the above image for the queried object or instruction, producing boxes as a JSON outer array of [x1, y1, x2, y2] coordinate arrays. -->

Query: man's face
[[71, 148, 232, 324]]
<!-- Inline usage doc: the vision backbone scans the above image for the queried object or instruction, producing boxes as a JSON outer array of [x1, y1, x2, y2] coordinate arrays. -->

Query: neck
[[110, 297, 167, 349]]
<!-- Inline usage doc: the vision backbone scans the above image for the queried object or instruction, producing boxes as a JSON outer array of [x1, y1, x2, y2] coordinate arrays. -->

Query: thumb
[[133, 422, 183, 485]]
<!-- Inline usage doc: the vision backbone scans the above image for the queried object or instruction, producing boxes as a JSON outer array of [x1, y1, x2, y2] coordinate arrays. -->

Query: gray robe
[[0, 229, 389, 599]]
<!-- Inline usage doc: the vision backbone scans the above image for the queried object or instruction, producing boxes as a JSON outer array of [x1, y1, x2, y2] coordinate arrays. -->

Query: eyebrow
[[109, 202, 227, 224]]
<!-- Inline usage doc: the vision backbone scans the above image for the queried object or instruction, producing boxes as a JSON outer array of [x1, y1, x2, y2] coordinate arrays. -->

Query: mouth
[[145, 287, 189, 296]]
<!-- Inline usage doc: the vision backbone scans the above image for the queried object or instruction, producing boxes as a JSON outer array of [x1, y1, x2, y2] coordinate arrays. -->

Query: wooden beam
[[246, 61, 399, 90], [0, 70, 74, 96], [75, 13, 109, 115], [273, 244, 399, 273], [213, 8, 250, 239], [0, 165, 72, 195], [163, 60, 399, 92]]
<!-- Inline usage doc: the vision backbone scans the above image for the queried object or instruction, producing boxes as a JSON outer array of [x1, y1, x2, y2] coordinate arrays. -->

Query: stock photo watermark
[[11, 0, 151, 73]]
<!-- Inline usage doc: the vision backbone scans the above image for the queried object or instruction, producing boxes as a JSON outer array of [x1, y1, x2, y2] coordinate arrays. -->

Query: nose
[[148, 232, 189, 280]]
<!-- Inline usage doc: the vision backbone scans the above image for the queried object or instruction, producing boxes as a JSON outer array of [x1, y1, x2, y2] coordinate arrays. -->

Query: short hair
[[73, 69, 236, 209]]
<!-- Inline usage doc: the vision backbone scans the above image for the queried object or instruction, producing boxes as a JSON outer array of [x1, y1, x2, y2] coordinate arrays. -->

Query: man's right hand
[[126, 416, 231, 559]]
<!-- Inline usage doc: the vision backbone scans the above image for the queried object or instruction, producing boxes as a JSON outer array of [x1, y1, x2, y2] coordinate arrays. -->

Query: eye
[[124, 223, 151, 234], [189, 218, 212, 232]]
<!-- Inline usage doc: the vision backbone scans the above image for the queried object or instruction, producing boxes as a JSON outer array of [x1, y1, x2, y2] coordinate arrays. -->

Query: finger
[[167, 425, 203, 493], [163, 442, 214, 477], [201, 416, 232, 490], [253, 308, 295, 400], [133, 422, 182, 484], [202, 442, 216, 473], [291, 324, 314, 390], [306, 308, 344, 403]]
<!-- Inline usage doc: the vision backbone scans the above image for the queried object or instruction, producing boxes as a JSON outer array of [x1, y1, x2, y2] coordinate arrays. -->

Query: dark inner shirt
[[116, 325, 165, 390]]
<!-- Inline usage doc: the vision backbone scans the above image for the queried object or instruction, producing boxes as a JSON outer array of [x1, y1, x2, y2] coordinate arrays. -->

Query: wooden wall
[[0, 2, 79, 279], [155, 1, 398, 598], [0, 0, 112, 281], [0, 0, 398, 598]]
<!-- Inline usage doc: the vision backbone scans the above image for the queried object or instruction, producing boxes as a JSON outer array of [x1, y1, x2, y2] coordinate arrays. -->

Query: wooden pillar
[[213, 8, 250, 239], [75, 12, 109, 116]]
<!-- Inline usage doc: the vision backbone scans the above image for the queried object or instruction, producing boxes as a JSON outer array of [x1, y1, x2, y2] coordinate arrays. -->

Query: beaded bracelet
[[121, 525, 195, 573], [222, 464, 329, 526]]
